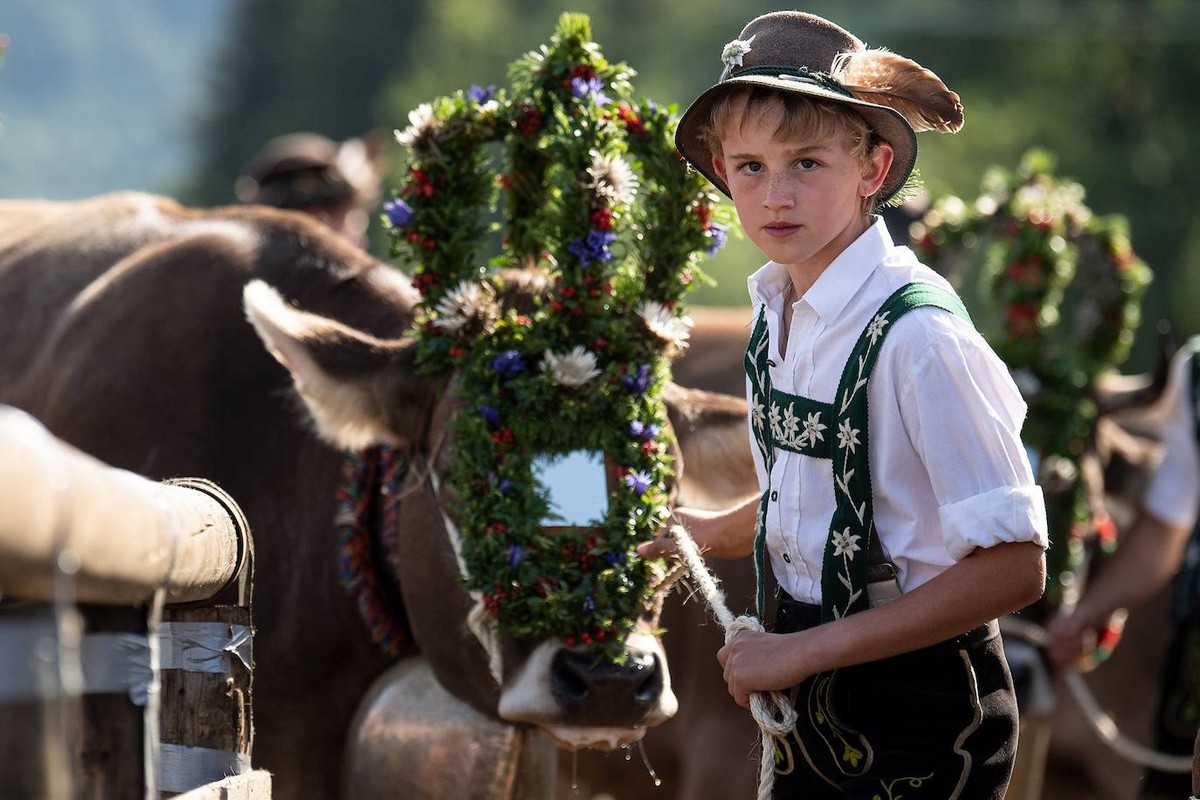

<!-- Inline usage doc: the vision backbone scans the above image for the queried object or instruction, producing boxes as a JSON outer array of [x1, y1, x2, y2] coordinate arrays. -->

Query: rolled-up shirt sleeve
[[895, 314, 1049, 561], [1142, 348, 1200, 528]]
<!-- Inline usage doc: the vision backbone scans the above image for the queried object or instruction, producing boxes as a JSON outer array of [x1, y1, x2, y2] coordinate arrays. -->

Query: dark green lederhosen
[[747, 283, 1019, 799], [1142, 337, 1200, 797]]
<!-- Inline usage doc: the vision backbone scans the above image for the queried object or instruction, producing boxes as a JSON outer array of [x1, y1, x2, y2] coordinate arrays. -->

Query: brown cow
[[0, 192, 755, 799]]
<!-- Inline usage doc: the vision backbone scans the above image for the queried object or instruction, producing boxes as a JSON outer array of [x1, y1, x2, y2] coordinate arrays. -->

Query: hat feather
[[832, 49, 964, 134]]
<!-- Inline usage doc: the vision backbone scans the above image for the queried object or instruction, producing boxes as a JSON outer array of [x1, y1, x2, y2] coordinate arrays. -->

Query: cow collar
[[335, 444, 418, 658]]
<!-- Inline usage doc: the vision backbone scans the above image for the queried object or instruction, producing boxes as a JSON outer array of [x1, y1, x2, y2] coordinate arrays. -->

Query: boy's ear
[[711, 154, 729, 185], [860, 142, 895, 198]]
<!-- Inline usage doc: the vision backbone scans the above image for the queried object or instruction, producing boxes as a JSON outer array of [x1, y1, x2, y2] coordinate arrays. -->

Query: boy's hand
[[636, 504, 756, 560], [717, 629, 808, 708]]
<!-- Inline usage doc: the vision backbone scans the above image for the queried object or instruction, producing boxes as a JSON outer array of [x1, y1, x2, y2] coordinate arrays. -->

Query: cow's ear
[[660, 381, 759, 509], [244, 280, 436, 450]]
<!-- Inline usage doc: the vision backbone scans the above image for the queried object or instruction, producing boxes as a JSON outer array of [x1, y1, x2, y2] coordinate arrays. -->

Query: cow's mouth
[[497, 635, 679, 733], [540, 724, 647, 752]]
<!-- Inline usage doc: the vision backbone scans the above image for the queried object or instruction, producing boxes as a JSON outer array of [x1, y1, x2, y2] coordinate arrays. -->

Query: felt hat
[[236, 132, 360, 209], [675, 11, 964, 204]]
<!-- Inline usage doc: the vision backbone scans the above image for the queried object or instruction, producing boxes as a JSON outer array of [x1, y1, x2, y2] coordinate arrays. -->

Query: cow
[[0, 191, 756, 799]]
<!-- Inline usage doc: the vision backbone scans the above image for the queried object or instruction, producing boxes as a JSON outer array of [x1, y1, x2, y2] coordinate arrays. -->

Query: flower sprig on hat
[[911, 149, 1152, 612], [382, 13, 733, 661]]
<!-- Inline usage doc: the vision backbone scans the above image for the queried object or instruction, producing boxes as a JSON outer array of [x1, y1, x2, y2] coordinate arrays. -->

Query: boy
[[639, 11, 1048, 798]]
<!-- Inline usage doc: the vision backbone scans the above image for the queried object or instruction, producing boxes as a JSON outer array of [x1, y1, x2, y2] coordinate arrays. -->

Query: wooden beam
[[0, 406, 249, 606]]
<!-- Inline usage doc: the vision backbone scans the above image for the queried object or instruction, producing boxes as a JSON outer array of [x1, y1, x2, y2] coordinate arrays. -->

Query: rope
[[999, 616, 1193, 774], [670, 528, 1196, 790], [668, 524, 797, 800]]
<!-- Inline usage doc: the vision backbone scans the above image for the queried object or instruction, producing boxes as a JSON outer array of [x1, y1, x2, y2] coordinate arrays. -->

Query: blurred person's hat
[[235, 132, 383, 210]]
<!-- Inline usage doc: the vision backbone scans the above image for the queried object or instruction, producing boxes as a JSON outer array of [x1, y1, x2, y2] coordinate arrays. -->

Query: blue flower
[[383, 198, 414, 228], [567, 229, 616, 267], [507, 544, 525, 570], [603, 550, 628, 566], [628, 420, 660, 440], [624, 470, 653, 495], [478, 404, 502, 429], [706, 223, 728, 255], [496, 477, 513, 494], [468, 84, 496, 104], [581, 595, 596, 613], [570, 76, 610, 106], [622, 364, 652, 395], [489, 350, 527, 378]]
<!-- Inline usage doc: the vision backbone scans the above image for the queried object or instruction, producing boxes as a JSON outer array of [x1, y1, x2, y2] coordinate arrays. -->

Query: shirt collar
[[746, 216, 894, 322]]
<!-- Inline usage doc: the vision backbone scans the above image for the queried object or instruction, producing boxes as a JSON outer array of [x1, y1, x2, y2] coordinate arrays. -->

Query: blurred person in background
[[1048, 340, 1200, 799], [235, 131, 387, 249]]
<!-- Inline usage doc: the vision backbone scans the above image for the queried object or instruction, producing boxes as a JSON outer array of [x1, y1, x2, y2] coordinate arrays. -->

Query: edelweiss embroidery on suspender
[[747, 281, 971, 621]]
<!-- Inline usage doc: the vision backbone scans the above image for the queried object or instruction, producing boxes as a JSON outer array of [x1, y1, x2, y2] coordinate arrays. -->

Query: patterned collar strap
[[745, 282, 971, 620]]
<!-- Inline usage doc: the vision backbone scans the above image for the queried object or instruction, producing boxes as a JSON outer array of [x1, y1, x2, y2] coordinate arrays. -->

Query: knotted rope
[[668, 524, 797, 800]]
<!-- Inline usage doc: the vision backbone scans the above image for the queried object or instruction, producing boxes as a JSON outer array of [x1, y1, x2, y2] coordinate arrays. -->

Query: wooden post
[[0, 406, 256, 798]]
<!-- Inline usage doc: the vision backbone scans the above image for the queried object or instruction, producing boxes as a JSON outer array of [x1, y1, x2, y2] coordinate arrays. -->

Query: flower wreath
[[911, 149, 1153, 619], [382, 13, 732, 661]]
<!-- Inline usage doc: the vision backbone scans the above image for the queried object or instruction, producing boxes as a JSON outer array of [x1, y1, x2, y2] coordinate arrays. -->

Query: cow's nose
[[549, 647, 664, 725]]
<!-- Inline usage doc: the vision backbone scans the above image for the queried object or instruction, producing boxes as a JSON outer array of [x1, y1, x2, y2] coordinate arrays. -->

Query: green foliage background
[[2, 0, 1198, 370]]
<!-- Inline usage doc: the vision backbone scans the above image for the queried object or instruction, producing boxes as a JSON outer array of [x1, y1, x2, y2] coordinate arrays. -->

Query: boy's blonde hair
[[699, 87, 882, 211]]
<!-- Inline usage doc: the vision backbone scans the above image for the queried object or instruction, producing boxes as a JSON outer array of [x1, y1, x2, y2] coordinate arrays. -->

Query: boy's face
[[711, 107, 891, 276]]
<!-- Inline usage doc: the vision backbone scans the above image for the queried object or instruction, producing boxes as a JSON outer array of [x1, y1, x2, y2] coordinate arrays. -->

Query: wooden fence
[[0, 405, 269, 798]]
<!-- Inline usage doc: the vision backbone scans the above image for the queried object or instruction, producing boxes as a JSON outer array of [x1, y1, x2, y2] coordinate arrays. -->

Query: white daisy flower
[[837, 419, 861, 453], [865, 312, 890, 346], [802, 412, 827, 444], [432, 280, 498, 334], [721, 35, 755, 70], [832, 527, 861, 559], [781, 404, 800, 441], [638, 301, 692, 349], [768, 404, 784, 440], [394, 103, 437, 148], [751, 399, 766, 430], [586, 149, 639, 206], [542, 345, 601, 388]]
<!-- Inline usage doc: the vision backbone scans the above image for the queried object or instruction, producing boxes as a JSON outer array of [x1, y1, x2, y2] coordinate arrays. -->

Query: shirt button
[[770, 490, 778, 501], [782, 553, 792, 563]]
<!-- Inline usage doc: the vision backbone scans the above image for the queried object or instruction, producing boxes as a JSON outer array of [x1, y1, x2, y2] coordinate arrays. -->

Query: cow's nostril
[[632, 660, 663, 707], [550, 648, 664, 724], [552, 649, 592, 703]]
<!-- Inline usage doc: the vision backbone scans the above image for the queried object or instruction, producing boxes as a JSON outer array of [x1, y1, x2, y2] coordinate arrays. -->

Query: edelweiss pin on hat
[[675, 11, 964, 204]]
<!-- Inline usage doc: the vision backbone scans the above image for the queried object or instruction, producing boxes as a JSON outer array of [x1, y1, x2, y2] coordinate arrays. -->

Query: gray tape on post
[[0, 618, 251, 703], [159, 622, 252, 674], [81, 633, 153, 705], [158, 743, 252, 794]]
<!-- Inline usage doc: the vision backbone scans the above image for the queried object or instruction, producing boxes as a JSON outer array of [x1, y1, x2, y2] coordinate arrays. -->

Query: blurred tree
[[183, 0, 425, 206], [186, 0, 1199, 369]]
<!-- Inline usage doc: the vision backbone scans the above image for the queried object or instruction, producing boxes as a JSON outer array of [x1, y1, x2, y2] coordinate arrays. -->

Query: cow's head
[[243, 269, 752, 749], [243, 14, 752, 749]]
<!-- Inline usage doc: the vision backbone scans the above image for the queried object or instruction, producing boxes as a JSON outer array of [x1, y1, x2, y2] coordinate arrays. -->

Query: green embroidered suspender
[[745, 281, 972, 621]]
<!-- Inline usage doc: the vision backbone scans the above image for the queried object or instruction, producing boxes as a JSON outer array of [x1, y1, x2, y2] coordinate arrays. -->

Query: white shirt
[[1143, 346, 1200, 528], [746, 217, 1048, 604]]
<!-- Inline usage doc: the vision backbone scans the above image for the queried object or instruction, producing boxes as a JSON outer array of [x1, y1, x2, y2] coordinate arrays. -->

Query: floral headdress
[[383, 13, 732, 661], [911, 149, 1152, 621]]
